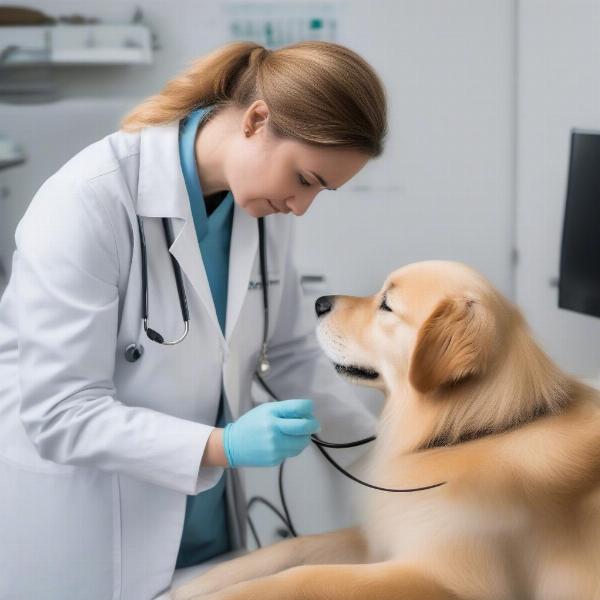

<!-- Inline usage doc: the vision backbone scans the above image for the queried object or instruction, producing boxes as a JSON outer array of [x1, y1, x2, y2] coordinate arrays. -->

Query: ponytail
[[121, 40, 387, 157]]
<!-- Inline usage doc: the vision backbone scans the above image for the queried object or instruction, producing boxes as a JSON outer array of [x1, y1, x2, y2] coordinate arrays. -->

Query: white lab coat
[[0, 121, 378, 599]]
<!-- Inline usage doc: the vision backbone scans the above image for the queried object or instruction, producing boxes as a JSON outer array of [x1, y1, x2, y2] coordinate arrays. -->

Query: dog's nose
[[315, 295, 335, 318]]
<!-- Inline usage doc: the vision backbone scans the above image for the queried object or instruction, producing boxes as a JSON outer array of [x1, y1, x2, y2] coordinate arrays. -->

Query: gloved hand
[[223, 399, 321, 468]]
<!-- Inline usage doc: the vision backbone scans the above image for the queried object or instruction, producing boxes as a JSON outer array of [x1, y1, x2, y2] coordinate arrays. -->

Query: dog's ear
[[409, 295, 496, 394]]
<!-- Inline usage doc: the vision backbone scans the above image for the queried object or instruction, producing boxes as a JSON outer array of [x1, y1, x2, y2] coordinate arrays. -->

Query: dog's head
[[315, 260, 574, 448], [316, 259, 581, 455], [315, 260, 509, 396]]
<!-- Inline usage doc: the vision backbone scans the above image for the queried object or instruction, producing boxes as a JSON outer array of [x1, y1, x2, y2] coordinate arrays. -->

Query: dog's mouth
[[334, 363, 380, 380]]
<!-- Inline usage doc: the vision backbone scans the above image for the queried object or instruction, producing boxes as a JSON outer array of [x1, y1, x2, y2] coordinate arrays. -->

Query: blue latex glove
[[223, 399, 321, 468]]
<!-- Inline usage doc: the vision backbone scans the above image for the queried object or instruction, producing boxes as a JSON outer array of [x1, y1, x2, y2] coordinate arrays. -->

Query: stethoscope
[[124, 216, 275, 372], [125, 213, 446, 544], [124, 217, 189, 362]]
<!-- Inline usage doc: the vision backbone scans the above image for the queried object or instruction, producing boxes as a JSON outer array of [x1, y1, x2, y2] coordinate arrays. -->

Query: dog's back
[[356, 375, 600, 600]]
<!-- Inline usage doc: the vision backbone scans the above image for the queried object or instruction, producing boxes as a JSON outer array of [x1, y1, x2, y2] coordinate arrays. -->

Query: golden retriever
[[173, 260, 600, 600]]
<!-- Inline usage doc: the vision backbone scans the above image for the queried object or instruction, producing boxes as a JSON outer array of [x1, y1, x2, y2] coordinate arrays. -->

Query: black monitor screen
[[558, 130, 600, 318]]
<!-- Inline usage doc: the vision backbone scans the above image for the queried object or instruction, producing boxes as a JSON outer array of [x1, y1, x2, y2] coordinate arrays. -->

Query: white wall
[[296, 0, 515, 300], [516, 0, 600, 378]]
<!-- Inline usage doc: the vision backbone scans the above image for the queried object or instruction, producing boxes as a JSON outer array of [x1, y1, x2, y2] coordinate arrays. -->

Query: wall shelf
[[0, 134, 26, 170], [0, 24, 154, 66]]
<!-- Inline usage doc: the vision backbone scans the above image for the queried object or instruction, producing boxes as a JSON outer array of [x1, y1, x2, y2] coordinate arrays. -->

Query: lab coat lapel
[[225, 202, 258, 343], [137, 123, 224, 345], [168, 218, 224, 343]]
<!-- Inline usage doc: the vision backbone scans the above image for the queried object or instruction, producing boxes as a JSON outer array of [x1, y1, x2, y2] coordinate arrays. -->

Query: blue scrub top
[[175, 105, 235, 569]]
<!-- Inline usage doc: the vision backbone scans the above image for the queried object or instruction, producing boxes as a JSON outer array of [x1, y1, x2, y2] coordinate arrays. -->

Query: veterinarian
[[0, 41, 387, 599]]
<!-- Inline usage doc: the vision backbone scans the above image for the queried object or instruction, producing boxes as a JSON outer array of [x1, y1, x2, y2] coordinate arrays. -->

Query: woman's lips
[[267, 199, 293, 214], [266, 199, 280, 213]]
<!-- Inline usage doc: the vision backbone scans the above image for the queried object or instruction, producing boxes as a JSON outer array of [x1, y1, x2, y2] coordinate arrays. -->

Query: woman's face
[[225, 101, 371, 218]]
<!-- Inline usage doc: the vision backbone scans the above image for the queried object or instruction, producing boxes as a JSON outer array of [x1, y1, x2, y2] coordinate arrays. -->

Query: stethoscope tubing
[[254, 371, 446, 494], [136, 216, 190, 347]]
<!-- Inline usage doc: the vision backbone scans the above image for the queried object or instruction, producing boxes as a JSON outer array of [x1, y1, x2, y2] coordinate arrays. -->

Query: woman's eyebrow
[[309, 170, 337, 191]]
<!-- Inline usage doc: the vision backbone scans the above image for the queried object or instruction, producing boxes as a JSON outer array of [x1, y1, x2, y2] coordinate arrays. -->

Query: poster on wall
[[223, 1, 346, 47]]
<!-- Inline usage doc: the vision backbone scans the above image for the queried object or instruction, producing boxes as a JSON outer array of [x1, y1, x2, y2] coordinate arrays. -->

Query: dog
[[173, 260, 600, 600]]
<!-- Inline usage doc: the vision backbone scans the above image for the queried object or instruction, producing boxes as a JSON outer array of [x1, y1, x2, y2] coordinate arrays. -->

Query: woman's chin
[[240, 200, 279, 218]]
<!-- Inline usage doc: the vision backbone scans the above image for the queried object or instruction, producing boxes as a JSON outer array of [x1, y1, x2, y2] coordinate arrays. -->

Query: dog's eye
[[379, 297, 393, 312]]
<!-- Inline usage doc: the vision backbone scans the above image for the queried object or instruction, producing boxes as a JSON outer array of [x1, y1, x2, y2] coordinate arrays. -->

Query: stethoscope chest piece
[[125, 343, 144, 363]]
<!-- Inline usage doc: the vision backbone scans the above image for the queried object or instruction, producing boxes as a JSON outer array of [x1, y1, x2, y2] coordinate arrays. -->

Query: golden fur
[[173, 260, 600, 600]]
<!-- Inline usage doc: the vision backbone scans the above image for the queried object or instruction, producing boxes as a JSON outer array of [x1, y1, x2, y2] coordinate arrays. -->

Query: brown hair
[[120, 40, 388, 157]]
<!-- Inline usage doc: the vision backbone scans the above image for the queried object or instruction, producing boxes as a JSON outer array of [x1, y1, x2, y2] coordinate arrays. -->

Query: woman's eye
[[379, 297, 393, 312], [298, 174, 311, 187]]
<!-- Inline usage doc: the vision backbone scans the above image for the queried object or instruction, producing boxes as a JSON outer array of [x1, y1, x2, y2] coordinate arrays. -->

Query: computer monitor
[[558, 129, 600, 319]]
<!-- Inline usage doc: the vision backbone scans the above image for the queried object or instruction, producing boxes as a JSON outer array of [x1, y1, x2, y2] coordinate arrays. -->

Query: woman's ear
[[408, 295, 496, 394], [242, 99, 270, 136]]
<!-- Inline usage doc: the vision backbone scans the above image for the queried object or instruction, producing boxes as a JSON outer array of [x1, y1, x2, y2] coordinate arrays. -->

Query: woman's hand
[[223, 399, 320, 467]]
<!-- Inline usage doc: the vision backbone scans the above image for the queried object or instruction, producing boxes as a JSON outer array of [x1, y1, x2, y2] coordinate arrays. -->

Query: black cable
[[277, 457, 297, 538], [246, 372, 447, 545], [246, 513, 260, 549], [255, 372, 445, 492], [246, 496, 292, 548]]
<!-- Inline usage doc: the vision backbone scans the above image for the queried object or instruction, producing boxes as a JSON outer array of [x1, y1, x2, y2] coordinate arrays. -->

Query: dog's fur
[[173, 260, 600, 600]]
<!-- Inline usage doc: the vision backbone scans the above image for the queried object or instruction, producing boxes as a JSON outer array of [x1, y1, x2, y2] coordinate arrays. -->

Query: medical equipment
[[124, 217, 189, 361], [253, 365, 447, 544], [124, 213, 446, 545], [124, 216, 271, 367]]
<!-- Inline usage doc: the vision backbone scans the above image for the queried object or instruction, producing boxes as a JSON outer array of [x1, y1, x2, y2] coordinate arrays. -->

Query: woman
[[0, 40, 388, 599]]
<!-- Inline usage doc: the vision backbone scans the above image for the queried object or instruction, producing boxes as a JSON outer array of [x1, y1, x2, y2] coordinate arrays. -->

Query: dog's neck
[[422, 401, 552, 449], [377, 322, 575, 456]]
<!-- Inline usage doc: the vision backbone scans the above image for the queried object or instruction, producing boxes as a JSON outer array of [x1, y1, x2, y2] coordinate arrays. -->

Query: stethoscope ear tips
[[125, 343, 144, 362]]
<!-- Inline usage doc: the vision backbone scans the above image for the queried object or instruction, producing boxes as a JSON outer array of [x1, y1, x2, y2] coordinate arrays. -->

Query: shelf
[[0, 135, 26, 171], [0, 24, 153, 66]]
